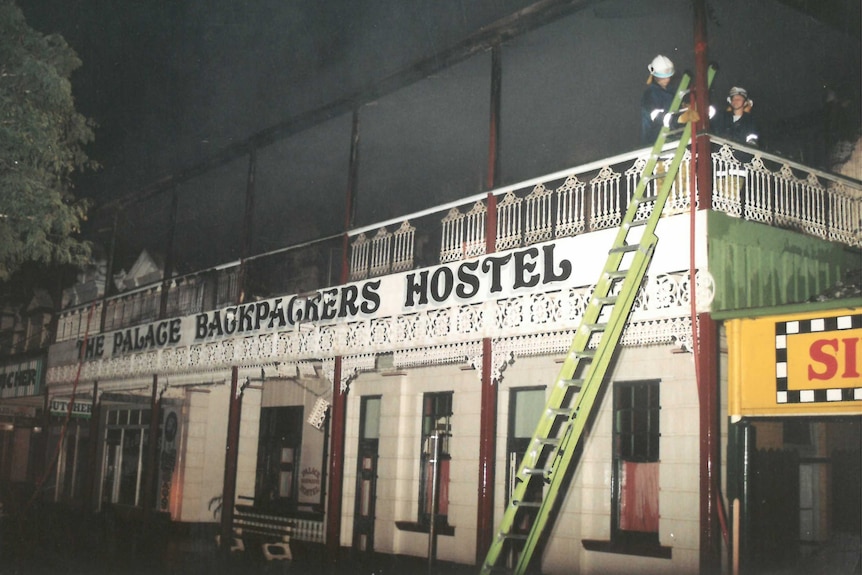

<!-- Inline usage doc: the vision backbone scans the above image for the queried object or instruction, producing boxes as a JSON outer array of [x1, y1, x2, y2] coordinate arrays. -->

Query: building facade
[[36, 138, 862, 574], [2, 3, 859, 572]]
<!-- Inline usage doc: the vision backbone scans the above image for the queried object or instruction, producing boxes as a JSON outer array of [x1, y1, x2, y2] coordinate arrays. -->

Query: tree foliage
[[0, 0, 95, 281]]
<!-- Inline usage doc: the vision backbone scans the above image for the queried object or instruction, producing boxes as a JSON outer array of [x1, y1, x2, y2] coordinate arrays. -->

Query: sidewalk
[[0, 503, 477, 575]]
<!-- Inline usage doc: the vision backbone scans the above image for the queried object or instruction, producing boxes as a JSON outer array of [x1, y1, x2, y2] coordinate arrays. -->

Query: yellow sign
[[728, 307, 862, 417]]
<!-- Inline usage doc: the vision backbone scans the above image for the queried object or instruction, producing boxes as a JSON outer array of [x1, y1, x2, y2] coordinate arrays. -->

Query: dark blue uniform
[[712, 109, 759, 146], [640, 81, 675, 145]]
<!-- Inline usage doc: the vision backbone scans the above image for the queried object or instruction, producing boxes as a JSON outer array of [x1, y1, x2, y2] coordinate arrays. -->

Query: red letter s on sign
[[808, 339, 838, 381]]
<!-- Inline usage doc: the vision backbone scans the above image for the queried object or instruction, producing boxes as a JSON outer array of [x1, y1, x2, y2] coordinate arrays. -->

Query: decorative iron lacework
[[370, 227, 392, 277], [496, 191, 523, 252], [554, 175, 586, 239], [590, 166, 623, 231], [47, 271, 711, 385], [339, 354, 377, 392], [392, 220, 416, 273], [349, 232, 370, 281], [56, 141, 862, 347], [394, 341, 482, 370], [307, 397, 331, 429]]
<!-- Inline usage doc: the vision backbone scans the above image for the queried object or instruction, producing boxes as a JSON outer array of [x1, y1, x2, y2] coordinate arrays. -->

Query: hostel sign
[[728, 308, 862, 417], [76, 243, 575, 361]]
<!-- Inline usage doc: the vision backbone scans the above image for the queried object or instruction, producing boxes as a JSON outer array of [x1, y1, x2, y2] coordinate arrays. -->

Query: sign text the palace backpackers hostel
[[77, 244, 573, 361]]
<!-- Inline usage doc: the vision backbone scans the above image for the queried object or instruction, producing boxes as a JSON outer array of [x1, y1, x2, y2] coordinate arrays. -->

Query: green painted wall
[[707, 211, 861, 313]]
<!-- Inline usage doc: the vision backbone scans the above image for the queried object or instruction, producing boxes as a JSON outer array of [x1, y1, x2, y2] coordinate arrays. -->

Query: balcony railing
[[55, 138, 862, 342]]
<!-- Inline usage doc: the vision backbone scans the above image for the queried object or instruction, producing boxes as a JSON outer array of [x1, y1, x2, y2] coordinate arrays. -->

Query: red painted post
[[220, 149, 255, 553], [326, 357, 346, 555], [326, 107, 359, 557], [697, 313, 722, 573], [142, 374, 160, 513], [219, 367, 242, 553], [476, 337, 497, 564], [693, 0, 713, 211], [693, 1, 721, 572], [83, 381, 100, 511], [476, 44, 502, 564]]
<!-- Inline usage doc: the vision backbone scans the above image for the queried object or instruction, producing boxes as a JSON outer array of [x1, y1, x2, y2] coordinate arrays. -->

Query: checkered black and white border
[[774, 313, 862, 404]]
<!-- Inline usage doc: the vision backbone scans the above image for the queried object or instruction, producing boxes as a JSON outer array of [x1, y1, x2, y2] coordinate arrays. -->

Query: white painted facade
[[336, 342, 715, 574]]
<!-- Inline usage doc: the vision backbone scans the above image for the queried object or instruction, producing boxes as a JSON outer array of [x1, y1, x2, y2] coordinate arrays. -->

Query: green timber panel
[[708, 211, 861, 313]]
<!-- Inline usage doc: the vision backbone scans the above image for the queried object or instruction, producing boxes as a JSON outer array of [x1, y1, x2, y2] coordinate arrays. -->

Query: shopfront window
[[101, 406, 159, 509]]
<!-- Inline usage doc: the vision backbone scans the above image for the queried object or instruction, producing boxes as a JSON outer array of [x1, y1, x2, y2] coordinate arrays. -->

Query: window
[[419, 392, 452, 526], [507, 387, 545, 504], [101, 406, 160, 509], [611, 380, 664, 552]]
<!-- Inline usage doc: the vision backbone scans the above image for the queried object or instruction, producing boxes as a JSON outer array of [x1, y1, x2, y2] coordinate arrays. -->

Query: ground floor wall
[[173, 381, 260, 523], [339, 343, 708, 574]]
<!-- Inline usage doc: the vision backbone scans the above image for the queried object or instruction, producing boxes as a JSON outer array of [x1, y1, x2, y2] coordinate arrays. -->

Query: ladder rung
[[609, 244, 640, 254], [622, 219, 649, 231], [533, 437, 559, 447], [593, 295, 618, 305], [501, 533, 529, 541], [605, 270, 629, 280], [633, 194, 658, 204], [513, 500, 542, 508], [558, 378, 583, 390], [522, 467, 550, 477], [586, 322, 607, 332], [546, 407, 573, 417], [572, 350, 595, 360]]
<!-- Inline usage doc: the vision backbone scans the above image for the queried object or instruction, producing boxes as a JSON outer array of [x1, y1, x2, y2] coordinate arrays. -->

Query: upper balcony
[[54, 137, 862, 344]]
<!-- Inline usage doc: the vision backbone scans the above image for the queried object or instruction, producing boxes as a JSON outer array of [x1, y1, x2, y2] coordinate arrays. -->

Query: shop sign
[[77, 241, 579, 360], [0, 358, 43, 399], [0, 405, 37, 418], [70, 219, 700, 363], [49, 398, 93, 419], [728, 308, 862, 417], [299, 467, 321, 498]]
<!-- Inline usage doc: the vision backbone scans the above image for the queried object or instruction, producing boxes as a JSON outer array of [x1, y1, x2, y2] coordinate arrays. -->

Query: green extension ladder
[[479, 66, 715, 575]]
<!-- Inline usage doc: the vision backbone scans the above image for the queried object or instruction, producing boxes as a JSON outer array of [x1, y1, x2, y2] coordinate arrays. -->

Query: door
[[506, 387, 545, 504], [505, 387, 546, 567], [353, 396, 381, 553], [751, 447, 800, 569], [255, 406, 303, 510]]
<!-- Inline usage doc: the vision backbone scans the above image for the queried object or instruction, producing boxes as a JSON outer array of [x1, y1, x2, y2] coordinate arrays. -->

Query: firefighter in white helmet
[[712, 86, 759, 146], [713, 86, 759, 217], [640, 55, 677, 145]]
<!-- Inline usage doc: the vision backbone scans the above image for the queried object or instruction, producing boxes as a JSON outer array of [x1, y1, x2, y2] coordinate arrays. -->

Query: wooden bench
[[218, 497, 294, 561]]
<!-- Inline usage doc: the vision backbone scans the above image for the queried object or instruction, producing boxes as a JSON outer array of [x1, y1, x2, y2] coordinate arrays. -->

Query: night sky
[[22, 0, 551, 201], [17, 0, 862, 274]]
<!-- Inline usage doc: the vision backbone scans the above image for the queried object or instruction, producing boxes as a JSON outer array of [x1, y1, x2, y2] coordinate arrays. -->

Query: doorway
[[352, 396, 381, 553]]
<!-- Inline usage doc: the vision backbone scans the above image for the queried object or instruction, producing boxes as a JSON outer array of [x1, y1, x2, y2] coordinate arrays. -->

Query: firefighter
[[713, 86, 760, 217], [713, 86, 759, 147], [640, 55, 677, 145]]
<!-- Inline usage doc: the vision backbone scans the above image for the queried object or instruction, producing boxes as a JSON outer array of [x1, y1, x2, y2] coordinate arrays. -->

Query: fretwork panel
[[590, 166, 622, 230], [496, 191, 523, 251], [350, 233, 370, 281], [554, 175, 585, 239], [369, 227, 392, 277], [392, 220, 416, 272]]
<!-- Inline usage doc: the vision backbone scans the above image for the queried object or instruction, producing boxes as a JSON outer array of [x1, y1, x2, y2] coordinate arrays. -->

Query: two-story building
[[16, 2, 862, 574]]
